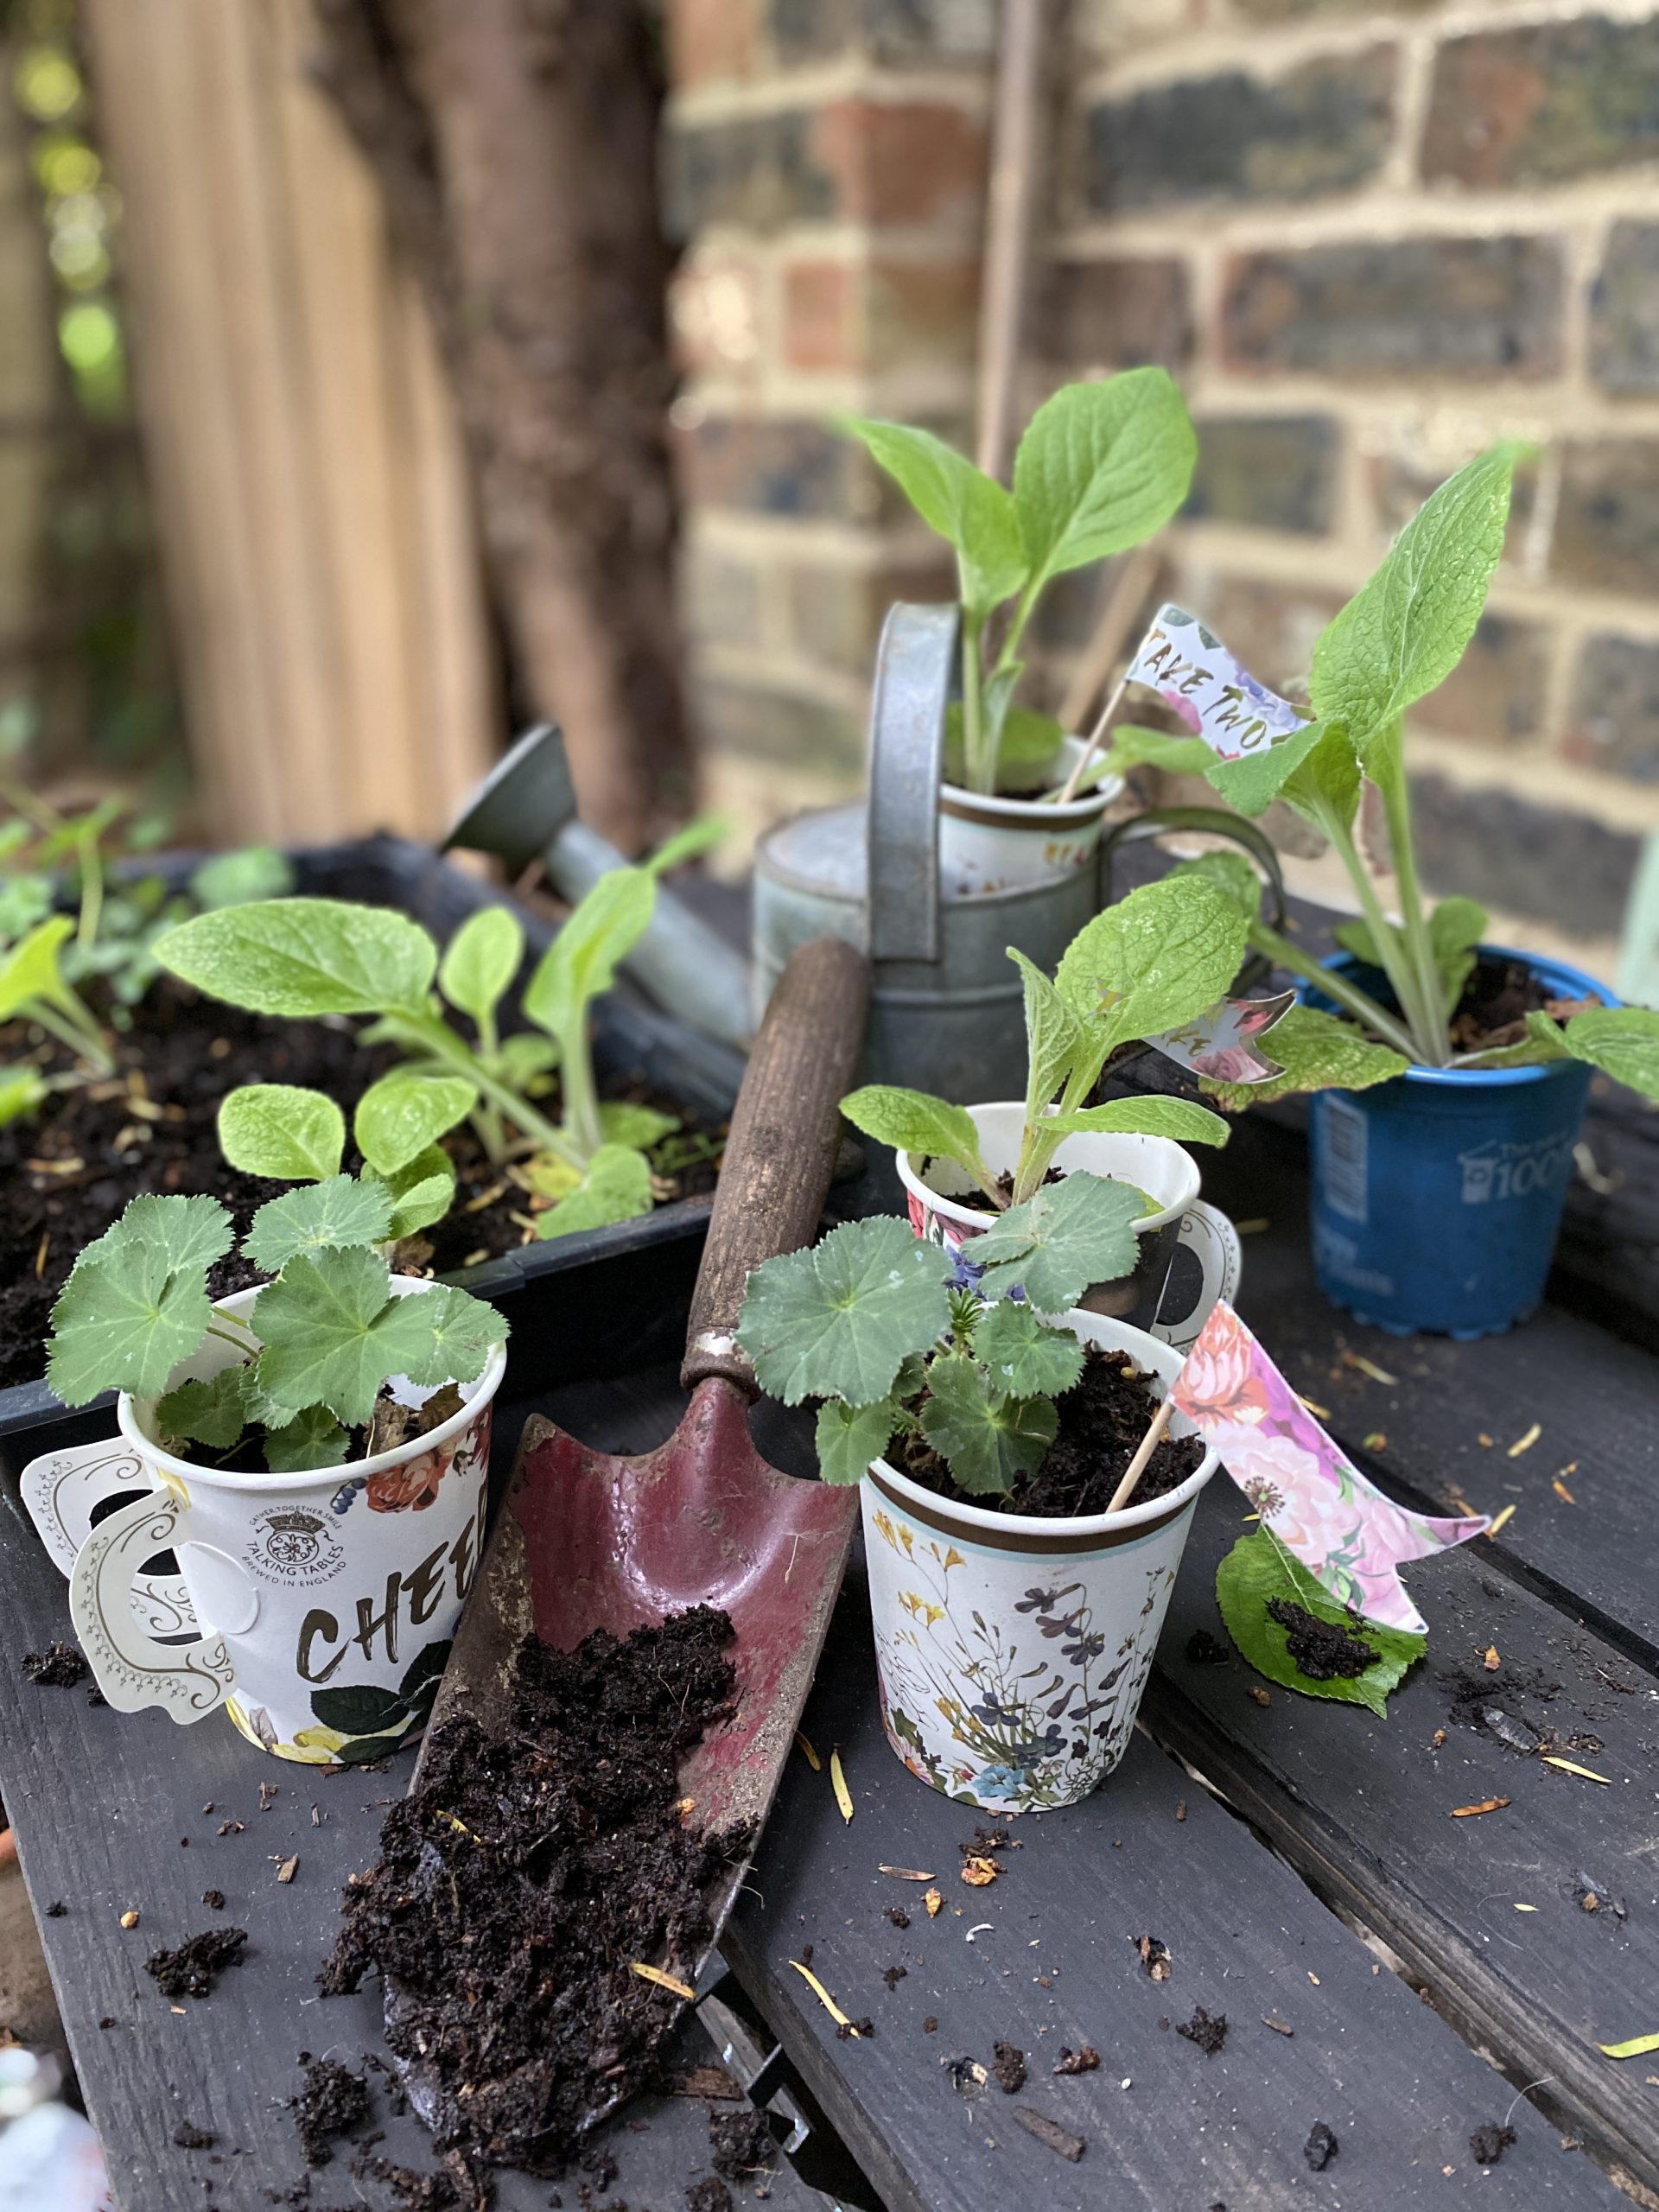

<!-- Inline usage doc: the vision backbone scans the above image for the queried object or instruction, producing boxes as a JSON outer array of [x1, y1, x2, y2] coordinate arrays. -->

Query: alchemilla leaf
[[264, 1403, 353, 1475], [971, 1172, 1143, 1313], [244, 1175, 396, 1274], [48, 1242, 212, 1407], [736, 1217, 951, 1408], [918, 1352, 1055, 1496], [816, 1396, 899, 1486], [972, 1299, 1085, 1400], [1215, 1531, 1424, 1718], [117, 1192, 235, 1277], [251, 1247, 441, 1428], [156, 1364, 256, 1451], [391, 1281, 504, 1389]]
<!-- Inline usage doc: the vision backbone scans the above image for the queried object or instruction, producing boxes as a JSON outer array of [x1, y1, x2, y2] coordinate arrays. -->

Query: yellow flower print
[[286, 1726, 352, 1765], [872, 1508, 898, 1550], [936, 1697, 960, 1722], [898, 1523, 915, 1557], [943, 1547, 964, 1570]]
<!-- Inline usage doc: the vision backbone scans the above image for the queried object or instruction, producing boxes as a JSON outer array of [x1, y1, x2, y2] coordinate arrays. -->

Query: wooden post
[[81, 0, 496, 848]]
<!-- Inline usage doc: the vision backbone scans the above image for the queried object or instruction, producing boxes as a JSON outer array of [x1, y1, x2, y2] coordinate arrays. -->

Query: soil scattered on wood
[[290, 2055, 371, 2165], [1133, 1935, 1172, 1980], [22, 1642, 88, 1688], [685, 2180, 732, 2212], [903, 1347, 1203, 1518], [1266, 1599, 1376, 1681], [991, 2040, 1027, 2094], [1185, 1627, 1229, 1665], [707, 2105, 774, 2179], [171, 2119, 216, 2149], [1012, 2106, 1085, 2162], [1053, 2045, 1099, 2075], [0, 982, 722, 1392], [321, 1608, 746, 2190], [143, 1926, 247, 1999], [1469, 2120, 1516, 2165], [1176, 2006, 1227, 2055], [348, 2150, 461, 2209], [1303, 2120, 1338, 2171]]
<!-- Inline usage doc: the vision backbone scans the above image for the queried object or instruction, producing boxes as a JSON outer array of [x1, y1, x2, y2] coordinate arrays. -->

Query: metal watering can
[[752, 602, 1285, 1099]]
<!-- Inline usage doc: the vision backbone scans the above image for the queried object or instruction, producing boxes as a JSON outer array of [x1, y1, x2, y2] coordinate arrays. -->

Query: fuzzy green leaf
[[1043, 1096, 1230, 1148], [156, 1364, 256, 1451], [48, 1241, 212, 1406], [1428, 895, 1486, 1010], [1008, 949, 1083, 1125], [1332, 918, 1387, 968], [523, 868, 655, 1046], [1215, 1530, 1425, 1717], [1560, 1005, 1659, 1098], [971, 1171, 1144, 1313], [1098, 724, 1219, 780], [187, 844, 295, 910], [0, 1065, 47, 1127], [972, 1299, 1085, 1399], [1058, 874, 1249, 1049], [252, 1249, 440, 1427], [846, 417, 1027, 618], [533, 1142, 654, 1240], [1204, 718, 1329, 818], [816, 1395, 900, 1486], [1279, 726, 1362, 835], [117, 1193, 236, 1277], [244, 1175, 396, 1272], [367, 1145, 458, 1241], [596, 1101, 680, 1150], [437, 906, 524, 1029], [1013, 369, 1196, 592], [0, 913, 77, 1020], [1310, 444, 1529, 764], [736, 1217, 952, 1408], [945, 702, 1065, 794], [218, 1084, 345, 1182], [263, 1404, 354, 1473], [839, 1085, 987, 1185], [1200, 1005, 1408, 1108], [389, 1281, 504, 1388], [497, 1032, 560, 1090], [918, 1352, 1056, 1496], [1171, 849, 1264, 922], [353, 1071, 476, 1178], [642, 812, 728, 879], [156, 897, 436, 1017], [1457, 1009, 1575, 1071]]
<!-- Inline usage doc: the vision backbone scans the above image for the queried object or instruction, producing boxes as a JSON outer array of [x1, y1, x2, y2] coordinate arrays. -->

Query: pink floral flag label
[[1125, 605, 1306, 761], [1148, 987, 1296, 1087], [1168, 1303, 1488, 1633]]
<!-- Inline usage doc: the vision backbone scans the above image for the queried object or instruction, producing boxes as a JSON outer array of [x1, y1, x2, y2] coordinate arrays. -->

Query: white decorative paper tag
[[1126, 605, 1307, 760]]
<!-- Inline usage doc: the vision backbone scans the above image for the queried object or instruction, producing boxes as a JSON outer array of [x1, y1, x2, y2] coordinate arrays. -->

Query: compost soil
[[706, 2106, 774, 2180], [321, 1607, 747, 2192], [901, 1344, 1203, 1517], [0, 984, 721, 1392], [22, 1641, 88, 1688], [1265, 1599, 1377, 1681], [143, 1925, 248, 1998], [290, 2056, 372, 2165]]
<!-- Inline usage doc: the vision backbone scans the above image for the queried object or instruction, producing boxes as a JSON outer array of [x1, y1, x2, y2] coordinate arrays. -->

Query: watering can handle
[[1099, 806, 1289, 938], [866, 602, 958, 967]]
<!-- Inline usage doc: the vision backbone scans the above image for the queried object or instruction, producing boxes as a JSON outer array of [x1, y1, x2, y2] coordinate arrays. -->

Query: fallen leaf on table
[[924, 1887, 943, 1918], [1598, 2032, 1659, 2060], [795, 1732, 821, 1771], [1554, 1478, 1577, 1504], [961, 1854, 1001, 1887], [1451, 1798, 1510, 1818], [1542, 1756, 1611, 1785], [1485, 1503, 1516, 1539], [878, 1865, 935, 1881], [789, 1958, 860, 2036], [631, 1961, 696, 2001], [830, 1748, 854, 1824], [1483, 1645, 1501, 1671], [1507, 1423, 1541, 1458]]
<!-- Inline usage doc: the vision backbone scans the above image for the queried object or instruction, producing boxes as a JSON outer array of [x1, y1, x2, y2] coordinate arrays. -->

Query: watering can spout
[[444, 723, 753, 1052]]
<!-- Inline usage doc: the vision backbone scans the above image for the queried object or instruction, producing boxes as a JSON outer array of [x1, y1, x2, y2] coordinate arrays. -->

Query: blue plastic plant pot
[[1305, 945, 1611, 1340]]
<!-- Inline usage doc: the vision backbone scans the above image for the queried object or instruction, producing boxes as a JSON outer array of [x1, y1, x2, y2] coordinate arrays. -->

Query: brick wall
[[665, 0, 1659, 970]]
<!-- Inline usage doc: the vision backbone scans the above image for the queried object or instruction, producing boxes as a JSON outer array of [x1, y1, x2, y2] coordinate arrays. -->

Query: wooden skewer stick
[[1105, 1394, 1176, 1516], [1055, 668, 1129, 806]]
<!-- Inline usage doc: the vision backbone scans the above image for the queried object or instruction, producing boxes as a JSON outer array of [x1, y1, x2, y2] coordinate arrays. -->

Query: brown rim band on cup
[[866, 1462, 1191, 1554]]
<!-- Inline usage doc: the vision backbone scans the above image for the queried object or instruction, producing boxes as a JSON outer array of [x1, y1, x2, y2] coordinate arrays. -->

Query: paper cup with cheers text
[[35, 1280, 505, 1764]]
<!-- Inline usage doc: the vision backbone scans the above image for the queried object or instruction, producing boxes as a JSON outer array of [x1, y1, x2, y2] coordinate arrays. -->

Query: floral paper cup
[[22, 1281, 505, 1764], [861, 1312, 1217, 1813]]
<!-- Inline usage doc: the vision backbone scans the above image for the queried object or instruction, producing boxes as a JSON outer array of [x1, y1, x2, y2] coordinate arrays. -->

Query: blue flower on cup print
[[946, 1247, 985, 1292], [972, 1764, 1030, 1800]]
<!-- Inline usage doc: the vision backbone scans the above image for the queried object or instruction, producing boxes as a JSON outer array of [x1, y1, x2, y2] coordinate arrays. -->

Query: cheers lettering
[[295, 1485, 487, 1683]]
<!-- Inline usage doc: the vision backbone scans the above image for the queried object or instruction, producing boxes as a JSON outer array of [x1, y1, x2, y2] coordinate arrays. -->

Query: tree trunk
[[310, 0, 695, 854]]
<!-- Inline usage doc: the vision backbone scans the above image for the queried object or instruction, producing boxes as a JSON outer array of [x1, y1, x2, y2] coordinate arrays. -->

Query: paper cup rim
[[893, 1101, 1201, 1236]]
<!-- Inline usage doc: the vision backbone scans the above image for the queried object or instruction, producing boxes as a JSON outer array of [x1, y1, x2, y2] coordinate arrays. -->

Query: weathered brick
[[1031, 255, 1192, 372], [1408, 772, 1639, 940], [1084, 48, 1395, 215], [783, 262, 857, 372], [1554, 442, 1659, 599], [695, 676, 866, 771], [1073, 0, 1204, 66], [1232, 0, 1433, 20], [814, 99, 989, 230], [1564, 632, 1659, 785], [677, 415, 869, 520], [1184, 416, 1337, 537], [782, 554, 955, 676], [664, 111, 835, 236], [1165, 570, 1343, 696], [666, 0, 755, 86], [768, 0, 995, 65], [1411, 613, 1548, 746], [866, 256, 979, 369], [1220, 236, 1565, 379], [669, 253, 763, 378], [1589, 221, 1659, 394], [1423, 18, 1659, 190], [683, 541, 766, 650]]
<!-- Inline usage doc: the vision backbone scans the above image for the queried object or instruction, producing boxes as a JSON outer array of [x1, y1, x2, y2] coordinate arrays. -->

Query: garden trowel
[[444, 722, 753, 1050], [391, 933, 868, 2136]]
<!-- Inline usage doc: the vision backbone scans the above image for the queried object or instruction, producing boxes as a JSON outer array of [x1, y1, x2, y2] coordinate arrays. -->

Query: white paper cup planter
[[861, 1313, 1217, 1814], [22, 1280, 506, 1764], [937, 737, 1122, 899], [894, 1100, 1240, 1352]]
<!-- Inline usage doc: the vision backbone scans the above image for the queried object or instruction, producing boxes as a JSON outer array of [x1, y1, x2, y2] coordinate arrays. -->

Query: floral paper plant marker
[[1167, 1302, 1487, 1634]]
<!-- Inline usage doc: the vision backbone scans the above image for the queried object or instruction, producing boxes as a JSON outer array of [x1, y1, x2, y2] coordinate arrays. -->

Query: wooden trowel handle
[[682, 935, 869, 1394]]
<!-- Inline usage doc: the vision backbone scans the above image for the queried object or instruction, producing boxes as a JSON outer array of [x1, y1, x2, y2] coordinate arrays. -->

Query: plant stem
[[1377, 766, 1450, 1068], [1316, 800, 1442, 1062], [959, 611, 989, 795], [1245, 919, 1419, 1061], [76, 830, 103, 952], [385, 1012, 584, 1169], [556, 1022, 604, 1160], [26, 995, 115, 1076]]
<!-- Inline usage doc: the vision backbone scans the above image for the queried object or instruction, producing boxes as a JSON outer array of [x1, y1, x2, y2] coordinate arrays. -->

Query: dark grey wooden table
[[3, 899, 1658, 2209]]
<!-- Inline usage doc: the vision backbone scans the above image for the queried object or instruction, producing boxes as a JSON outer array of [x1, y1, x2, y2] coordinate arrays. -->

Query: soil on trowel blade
[[902, 1344, 1203, 1517], [321, 1607, 748, 2194]]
